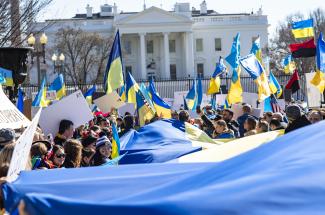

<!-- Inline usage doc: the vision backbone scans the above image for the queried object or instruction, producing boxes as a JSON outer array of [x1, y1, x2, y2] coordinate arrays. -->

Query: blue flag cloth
[[197, 78, 203, 107], [3, 121, 325, 214], [17, 88, 24, 113], [119, 119, 201, 164]]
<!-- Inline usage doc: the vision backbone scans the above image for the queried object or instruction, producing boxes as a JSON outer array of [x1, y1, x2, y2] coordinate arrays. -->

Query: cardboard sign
[[39, 90, 93, 135], [94, 91, 125, 113], [7, 108, 42, 182], [0, 87, 30, 129], [118, 103, 136, 116]]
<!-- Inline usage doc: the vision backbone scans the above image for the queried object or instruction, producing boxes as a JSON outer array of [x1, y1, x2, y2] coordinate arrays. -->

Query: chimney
[[200, 0, 207, 15], [86, 4, 93, 18]]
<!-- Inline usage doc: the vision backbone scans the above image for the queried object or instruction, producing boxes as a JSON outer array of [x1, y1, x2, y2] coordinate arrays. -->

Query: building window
[[147, 40, 154, 54], [215, 38, 222, 51], [169, 40, 176, 53], [196, 38, 203, 52], [170, 64, 177, 80], [125, 66, 132, 75], [197, 63, 204, 78], [124, 40, 132, 55]]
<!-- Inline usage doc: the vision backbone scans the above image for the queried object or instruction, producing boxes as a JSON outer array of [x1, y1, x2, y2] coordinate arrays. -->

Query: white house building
[[30, 1, 269, 84]]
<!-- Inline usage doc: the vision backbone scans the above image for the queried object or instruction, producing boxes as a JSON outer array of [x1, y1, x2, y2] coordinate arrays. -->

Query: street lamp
[[27, 33, 48, 88], [52, 53, 65, 78]]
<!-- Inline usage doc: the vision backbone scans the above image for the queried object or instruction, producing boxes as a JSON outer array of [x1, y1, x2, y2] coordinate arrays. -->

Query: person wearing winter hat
[[285, 104, 311, 133], [92, 136, 112, 166], [0, 128, 16, 151], [81, 131, 98, 150]]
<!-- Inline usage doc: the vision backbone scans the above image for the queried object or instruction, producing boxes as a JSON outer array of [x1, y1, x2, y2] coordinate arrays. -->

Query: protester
[[63, 139, 83, 168], [308, 110, 323, 124], [96, 115, 110, 129], [263, 112, 273, 123], [237, 104, 255, 137], [243, 116, 257, 137], [256, 120, 269, 133], [81, 131, 98, 150], [179, 110, 190, 123], [47, 145, 66, 168], [93, 136, 112, 166], [272, 112, 288, 129], [221, 109, 240, 138], [54, 120, 74, 146], [30, 142, 49, 169], [119, 115, 135, 137], [270, 119, 283, 131], [285, 104, 311, 133], [81, 148, 96, 167], [0, 128, 15, 151], [213, 120, 235, 139]]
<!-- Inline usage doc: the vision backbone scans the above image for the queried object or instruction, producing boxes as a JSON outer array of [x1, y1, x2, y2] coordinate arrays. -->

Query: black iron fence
[[17, 74, 307, 100]]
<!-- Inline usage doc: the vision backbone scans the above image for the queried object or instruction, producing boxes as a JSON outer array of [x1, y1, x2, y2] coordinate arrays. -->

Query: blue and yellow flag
[[207, 57, 226, 95], [225, 33, 242, 105], [17, 87, 24, 113], [136, 91, 155, 126], [104, 30, 124, 94], [282, 55, 296, 74], [240, 54, 271, 102], [140, 83, 154, 110], [32, 78, 48, 107], [48, 74, 66, 100], [186, 80, 197, 111], [292, 19, 314, 39], [0, 67, 13, 86], [84, 85, 96, 105], [310, 32, 325, 93], [250, 36, 263, 63], [111, 123, 121, 159], [269, 71, 282, 98], [119, 85, 126, 102], [148, 84, 171, 119], [126, 72, 140, 105]]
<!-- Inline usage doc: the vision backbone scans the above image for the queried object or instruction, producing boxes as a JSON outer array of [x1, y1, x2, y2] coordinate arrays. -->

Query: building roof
[[73, 13, 114, 19]]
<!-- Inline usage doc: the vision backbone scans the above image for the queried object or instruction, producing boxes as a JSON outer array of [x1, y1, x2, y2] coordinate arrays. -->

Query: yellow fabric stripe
[[256, 72, 271, 102], [138, 105, 155, 126], [292, 28, 314, 39], [4, 78, 14, 87], [40, 88, 48, 107], [310, 70, 325, 93], [56, 87, 66, 100], [111, 139, 119, 159], [127, 85, 138, 105], [106, 58, 124, 94], [207, 77, 221, 95]]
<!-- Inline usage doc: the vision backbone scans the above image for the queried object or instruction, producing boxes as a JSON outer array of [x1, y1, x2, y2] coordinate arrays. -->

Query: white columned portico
[[163, 32, 170, 79], [139, 33, 147, 80], [186, 31, 195, 78]]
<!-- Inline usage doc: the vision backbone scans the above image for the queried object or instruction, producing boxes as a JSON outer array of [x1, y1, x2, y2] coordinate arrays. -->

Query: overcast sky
[[40, 0, 324, 38]]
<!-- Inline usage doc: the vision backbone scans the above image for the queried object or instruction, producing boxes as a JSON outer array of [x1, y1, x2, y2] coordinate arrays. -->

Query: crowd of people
[[0, 103, 324, 179]]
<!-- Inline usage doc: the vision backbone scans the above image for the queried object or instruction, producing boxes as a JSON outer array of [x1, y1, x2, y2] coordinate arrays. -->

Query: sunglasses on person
[[55, 153, 66, 159]]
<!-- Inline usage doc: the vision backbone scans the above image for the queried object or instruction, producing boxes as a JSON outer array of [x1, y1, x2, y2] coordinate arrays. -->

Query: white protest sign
[[39, 90, 93, 135], [7, 108, 42, 182], [305, 72, 322, 108], [118, 103, 136, 116], [0, 87, 30, 129], [231, 104, 243, 120], [94, 91, 125, 113]]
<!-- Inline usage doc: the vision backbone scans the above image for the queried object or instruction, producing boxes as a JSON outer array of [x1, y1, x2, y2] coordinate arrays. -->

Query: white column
[[186, 31, 195, 78], [163, 32, 170, 79], [139, 33, 146, 80]]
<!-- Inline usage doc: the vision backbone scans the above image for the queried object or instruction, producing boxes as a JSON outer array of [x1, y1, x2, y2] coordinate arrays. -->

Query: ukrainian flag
[[225, 33, 242, 105], [186, 80, 197, 111], [148, 83, 171, 119], [207, 57, 226, 95], [292, 19, 314, 39], [0, 67, 14, 86], [111, 123, 121, 159], [48, 74, 66, 100], [282, 55, 296, 74], [140, 83, 154, 110], [310, 32, 325, 93], [32, 78, 48, 107], [240, 54, 271, 102], [269, 71, 282, 98], [197, 78, 203, 107], [136, 91, 155, 126], [119, 85, 126, 102], [17, 87, 24, 113], [126, 72, 140, 105], [250, 36, 263, 63], [84, 85, 96, 105], [104, 30, 124, 94]]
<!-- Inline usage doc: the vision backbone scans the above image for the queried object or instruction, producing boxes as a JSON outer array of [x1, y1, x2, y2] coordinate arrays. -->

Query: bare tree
[[0, 0, 52, 47], [270, 8, 325, 75], [54, 27, 113, 85]]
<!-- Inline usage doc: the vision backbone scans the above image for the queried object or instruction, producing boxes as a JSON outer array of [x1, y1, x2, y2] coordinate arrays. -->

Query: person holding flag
[[104, 30, 124, 94], [225, 33, 243, 105]]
